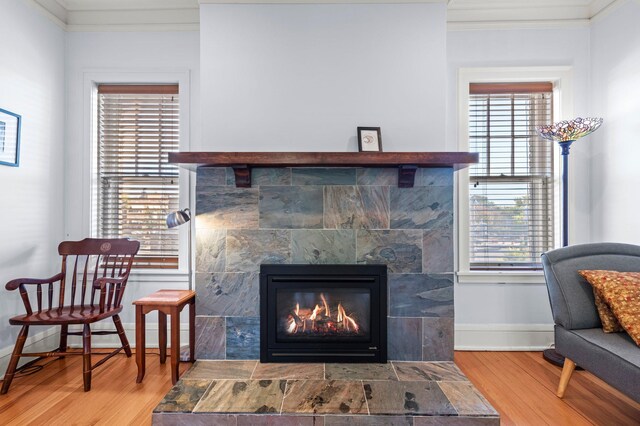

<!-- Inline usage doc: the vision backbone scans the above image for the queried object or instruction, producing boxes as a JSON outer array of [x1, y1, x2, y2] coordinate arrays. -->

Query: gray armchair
[[541, 243, 640, 402]]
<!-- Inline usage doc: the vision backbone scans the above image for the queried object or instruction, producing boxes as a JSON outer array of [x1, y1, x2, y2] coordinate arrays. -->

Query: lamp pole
[[559, 140, 574, 247]]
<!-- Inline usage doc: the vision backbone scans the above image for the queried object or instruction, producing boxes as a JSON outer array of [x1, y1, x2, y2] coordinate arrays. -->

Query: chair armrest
[[93, 276, 126, 289], [6, 272, 65, 291]]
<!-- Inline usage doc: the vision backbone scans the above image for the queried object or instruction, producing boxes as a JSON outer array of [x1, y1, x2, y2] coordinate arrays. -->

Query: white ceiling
[[29, 0, 623, 31]]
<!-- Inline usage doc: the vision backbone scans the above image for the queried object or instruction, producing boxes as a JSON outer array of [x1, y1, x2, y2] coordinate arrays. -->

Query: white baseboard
[[0, 323, 191, 380], [455, 323, 554, 351], [1, 322, 554, 379]]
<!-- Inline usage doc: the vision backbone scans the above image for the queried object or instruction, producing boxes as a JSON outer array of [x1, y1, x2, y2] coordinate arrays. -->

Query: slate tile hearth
[[153, 361, 499, 425]]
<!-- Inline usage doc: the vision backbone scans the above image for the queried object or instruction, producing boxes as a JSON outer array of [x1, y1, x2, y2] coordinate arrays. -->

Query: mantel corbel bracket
[[398, 165, 418, 188], [232, 165, 251, 188]]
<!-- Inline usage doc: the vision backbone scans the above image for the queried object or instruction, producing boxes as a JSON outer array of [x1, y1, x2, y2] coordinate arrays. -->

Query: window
[[467, 82, 555, 270], [95, 84, 180, 269]]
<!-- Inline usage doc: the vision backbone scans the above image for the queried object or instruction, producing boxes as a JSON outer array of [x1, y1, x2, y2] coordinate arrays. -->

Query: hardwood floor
[[455, 351, 640, 426], [0, 351, 637, 425]]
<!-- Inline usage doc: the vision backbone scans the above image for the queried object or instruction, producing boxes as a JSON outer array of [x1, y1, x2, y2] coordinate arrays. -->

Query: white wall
[[200, 3, 447, 152], [0, 0, 66, 367], [590, 1, 640, 243], [64, 31, 201, 326], [447, 26, 591, 348]]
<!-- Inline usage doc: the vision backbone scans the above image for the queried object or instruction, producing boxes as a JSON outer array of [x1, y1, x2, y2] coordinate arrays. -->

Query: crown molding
[[65, 8, 200, 32], [27, 0, 622, 32], [447, 19, 591, 31], [198, 0, 446, 3]]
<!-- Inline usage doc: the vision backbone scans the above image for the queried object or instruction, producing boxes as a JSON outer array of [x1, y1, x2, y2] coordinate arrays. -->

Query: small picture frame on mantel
[[357, 127, 382, 152]]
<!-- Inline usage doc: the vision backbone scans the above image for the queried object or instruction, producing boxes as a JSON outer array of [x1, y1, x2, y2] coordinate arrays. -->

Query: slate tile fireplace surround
[[193, 165, 456, 362]]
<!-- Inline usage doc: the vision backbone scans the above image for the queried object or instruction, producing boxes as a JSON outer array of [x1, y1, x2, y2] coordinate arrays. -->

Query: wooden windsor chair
[[1, 238, 140, 394]]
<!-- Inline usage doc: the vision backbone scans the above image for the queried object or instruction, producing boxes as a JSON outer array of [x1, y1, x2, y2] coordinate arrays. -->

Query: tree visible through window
[[468, 82, 555, 269], [96, 84, 180, 269]]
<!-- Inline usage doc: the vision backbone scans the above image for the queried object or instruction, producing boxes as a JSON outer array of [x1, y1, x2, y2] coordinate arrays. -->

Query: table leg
[[159, 311, 167, 364], [189, 298, 195, 362], [135, 305, 146, 383], [170, 307, 180, 384]]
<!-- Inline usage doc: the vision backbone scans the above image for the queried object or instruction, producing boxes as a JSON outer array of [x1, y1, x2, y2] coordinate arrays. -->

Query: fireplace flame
[[309, 304, 323, 321], [285, 295, 361, 335], [337, 303, 359, 332], [287, 317, 297, 334], [320, 294, 330, 318]]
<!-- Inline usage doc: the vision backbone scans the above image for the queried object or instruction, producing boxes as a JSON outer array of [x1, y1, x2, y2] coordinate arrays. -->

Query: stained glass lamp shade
[[538, 117, 603, 142]]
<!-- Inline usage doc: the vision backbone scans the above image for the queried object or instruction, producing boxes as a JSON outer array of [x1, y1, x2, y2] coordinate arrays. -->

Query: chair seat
[[9, 305, 123, 325]]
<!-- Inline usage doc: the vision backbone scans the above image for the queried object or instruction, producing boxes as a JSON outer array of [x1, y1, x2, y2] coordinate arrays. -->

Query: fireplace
[[260, 264, 387, 363]]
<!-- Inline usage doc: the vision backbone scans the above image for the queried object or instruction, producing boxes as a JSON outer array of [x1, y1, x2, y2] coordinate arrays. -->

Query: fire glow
[[285, 293, 361, 335]]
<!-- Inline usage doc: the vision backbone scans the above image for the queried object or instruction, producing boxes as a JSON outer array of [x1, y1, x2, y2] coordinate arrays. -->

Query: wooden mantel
[[168, 151, 478, 188]]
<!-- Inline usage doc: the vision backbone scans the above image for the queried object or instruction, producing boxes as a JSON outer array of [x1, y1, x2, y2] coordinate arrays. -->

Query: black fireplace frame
[[260, 264, 387, 363]]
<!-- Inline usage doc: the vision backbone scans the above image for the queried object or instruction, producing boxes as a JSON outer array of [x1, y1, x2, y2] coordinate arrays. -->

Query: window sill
[[457, 270, 546, 285]]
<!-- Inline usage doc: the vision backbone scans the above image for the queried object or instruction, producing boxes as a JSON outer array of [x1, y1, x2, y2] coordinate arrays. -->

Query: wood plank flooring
[[0, 351, 637, 425], [454, 351, 640, 426]]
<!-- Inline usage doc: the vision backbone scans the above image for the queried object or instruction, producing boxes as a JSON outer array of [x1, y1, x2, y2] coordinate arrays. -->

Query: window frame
[[83, 70, 191, 276], [457, 67, 573, 284]]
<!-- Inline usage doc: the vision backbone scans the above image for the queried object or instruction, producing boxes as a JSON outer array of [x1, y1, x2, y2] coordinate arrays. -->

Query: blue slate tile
[[356, 168, 398, 186], [292, 168, 357, 185], [196, 188, 259, 229], [388, 317, 422, 361], [259, 186, 323, 229], [422, 317, 454, 361], [389, 274, 454, 317], [291, 230, 356, 264], [195, 229, 226, 273], [195, 316, 225, 359], [423, 226, 453, 273], [226, 317, 260, 360], [196, 167, 228, 189], [390, 186, 453, 230], [356, 230, 422, 273], [196, 273, 259, 316], [226, 230, 291, 272], [324, 186, 389, 229]]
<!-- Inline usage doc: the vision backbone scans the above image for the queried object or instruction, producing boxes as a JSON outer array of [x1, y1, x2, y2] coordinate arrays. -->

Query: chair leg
[[82, 324, 92, 392], [113, 314, 132, 357], [1, 325, 29, 395], [59, 324, 68, 357], [557, 357, 576, 398]]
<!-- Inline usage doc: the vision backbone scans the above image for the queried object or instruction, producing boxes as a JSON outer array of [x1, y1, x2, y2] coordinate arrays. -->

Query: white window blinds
[[97, 84, 180, 269], [468, 82, 555, 270]]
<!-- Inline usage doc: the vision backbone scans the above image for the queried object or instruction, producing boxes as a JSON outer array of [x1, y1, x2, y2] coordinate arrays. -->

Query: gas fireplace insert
[[260, 264, 387, 363]]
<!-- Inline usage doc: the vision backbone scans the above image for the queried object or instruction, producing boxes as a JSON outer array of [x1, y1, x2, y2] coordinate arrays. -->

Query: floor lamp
[[166, 208, 193, 362], [166, 208, 192, 291], [537, 117, 603, 366]]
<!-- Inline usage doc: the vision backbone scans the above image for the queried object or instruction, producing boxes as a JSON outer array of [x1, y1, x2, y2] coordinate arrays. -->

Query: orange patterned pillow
[[579, 270, 640, 345], [579, 270, 624, 333]]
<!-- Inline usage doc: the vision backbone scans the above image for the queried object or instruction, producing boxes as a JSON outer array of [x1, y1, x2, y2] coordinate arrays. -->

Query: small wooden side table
[[133, 289, 195, 384]]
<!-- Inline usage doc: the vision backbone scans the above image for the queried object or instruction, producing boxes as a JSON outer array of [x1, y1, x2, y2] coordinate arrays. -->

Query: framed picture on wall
[[0, 108, 21, 167], [357, 127, 382, 152]]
